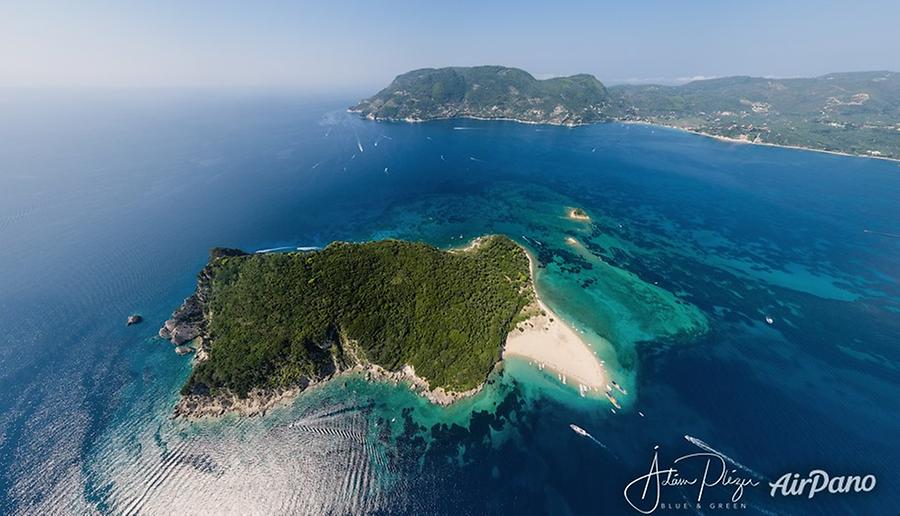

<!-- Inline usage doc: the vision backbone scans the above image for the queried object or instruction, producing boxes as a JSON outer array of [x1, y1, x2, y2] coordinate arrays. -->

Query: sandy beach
[[621, 120, 900, 163], [503, 252, 607, 392]]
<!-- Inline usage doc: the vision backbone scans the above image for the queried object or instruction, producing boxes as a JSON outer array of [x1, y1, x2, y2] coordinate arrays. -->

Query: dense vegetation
[[355, 67, 899, 159], [610, 71, 900, 159], [182, 236, 532, 397], [352, 66, 611, 125]]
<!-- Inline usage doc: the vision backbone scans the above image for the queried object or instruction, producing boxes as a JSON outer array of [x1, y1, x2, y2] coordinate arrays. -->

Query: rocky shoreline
[[172, 363, 486, 420], [158, 293, 204, 346], [174, 385, 303, 419], [349, 108, 595, 128], [361, 364, 484, 406]]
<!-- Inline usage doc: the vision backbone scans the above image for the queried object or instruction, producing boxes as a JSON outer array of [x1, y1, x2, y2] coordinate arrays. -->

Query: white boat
[[765, 315, 774, 325], [605, 392, 622, 409], [569, 424, 589, 437]]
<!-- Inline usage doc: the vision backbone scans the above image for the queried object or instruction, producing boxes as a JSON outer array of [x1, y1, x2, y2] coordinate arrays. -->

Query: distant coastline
[[351, 109, 900, 163], [348, 108, 592, 128], [353, 66, 900, 161], [620, 120, 900, 163]]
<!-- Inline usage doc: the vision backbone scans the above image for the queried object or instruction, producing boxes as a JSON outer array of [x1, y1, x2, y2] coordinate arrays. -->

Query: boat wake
[[570, 424, 618, 459], [255, 246, 295, 253], [684, 435, 765, 480], [863, 228, 900, 239], [256, 245, 320, 253]]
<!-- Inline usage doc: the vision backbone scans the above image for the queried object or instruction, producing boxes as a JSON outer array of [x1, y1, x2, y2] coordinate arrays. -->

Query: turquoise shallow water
[[0, 92, 898, 514]]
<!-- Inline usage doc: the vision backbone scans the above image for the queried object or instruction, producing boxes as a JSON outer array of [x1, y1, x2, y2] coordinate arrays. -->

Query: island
[[568, 207, 590, 221], [352, 66, 900, 160], [160, 236, 607, 418]]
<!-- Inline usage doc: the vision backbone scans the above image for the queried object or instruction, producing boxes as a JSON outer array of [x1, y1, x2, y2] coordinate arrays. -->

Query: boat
[[605, 392, 622, 409], [765, 315, 774, 325], [611, 380, 628, 395], [569, 424, 589, 437]]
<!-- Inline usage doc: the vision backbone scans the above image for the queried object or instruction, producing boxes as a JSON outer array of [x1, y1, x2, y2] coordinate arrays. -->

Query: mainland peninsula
[[160, 236, 606, 418], [352, 66, 900, 160], [351, 65, 611, 126]]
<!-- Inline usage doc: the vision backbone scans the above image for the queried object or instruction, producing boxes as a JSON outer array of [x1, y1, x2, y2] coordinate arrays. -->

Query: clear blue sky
[[2, 0, 898, 89]]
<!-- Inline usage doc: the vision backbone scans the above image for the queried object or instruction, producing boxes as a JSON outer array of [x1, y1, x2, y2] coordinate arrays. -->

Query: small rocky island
[[161, 236, 534, 418], [568, 208, 590, 221]]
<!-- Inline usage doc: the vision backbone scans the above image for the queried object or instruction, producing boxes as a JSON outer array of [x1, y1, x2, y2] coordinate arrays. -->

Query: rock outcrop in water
[[159, 295, 204, 345], [126, 314, 143, 326]]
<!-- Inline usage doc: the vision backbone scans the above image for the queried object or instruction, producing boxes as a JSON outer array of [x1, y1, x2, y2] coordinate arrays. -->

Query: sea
[[0, 90, 898, 515]]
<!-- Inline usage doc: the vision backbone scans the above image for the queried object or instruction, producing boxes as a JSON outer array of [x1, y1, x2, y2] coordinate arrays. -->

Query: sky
[[2, 0, 899, 90]]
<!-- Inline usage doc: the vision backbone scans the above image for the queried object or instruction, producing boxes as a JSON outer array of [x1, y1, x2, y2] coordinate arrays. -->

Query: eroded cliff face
[[159, 293, 204, 346], [159, 248, 246, 350]]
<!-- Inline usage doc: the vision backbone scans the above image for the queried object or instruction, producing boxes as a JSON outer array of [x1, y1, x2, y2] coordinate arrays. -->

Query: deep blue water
[[0, 91, 898, 515]]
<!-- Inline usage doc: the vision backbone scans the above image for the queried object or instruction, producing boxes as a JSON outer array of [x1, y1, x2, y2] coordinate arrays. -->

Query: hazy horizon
[[2, 1, 899, 90]]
